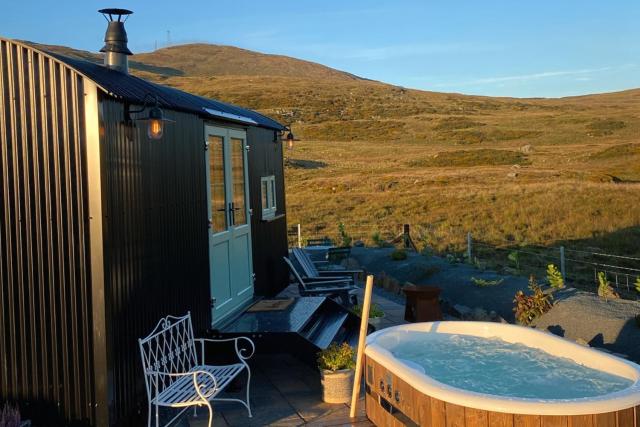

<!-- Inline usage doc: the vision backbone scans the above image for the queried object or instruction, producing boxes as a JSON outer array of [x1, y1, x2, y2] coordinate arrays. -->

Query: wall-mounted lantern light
[[286, 130, 295, 149], [125, 95, 173, 140], [282, 125, 297, 149], [142, 105, 171, 140]]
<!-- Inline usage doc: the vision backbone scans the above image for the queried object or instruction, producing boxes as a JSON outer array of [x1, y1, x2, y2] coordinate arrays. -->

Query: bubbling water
[[389, 332, 633, 399]]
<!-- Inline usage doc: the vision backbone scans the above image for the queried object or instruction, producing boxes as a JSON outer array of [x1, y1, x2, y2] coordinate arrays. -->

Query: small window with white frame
[[261, 175, 277, 219]]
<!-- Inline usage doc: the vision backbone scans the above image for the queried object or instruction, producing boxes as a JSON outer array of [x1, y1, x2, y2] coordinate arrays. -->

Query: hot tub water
[[390, 332, 633, 400]]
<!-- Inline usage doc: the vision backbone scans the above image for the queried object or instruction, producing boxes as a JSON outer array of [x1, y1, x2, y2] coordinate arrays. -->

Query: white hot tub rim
[[365, 321, 640, 416]]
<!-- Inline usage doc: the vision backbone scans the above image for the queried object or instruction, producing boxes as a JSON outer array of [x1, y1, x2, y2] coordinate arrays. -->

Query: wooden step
[[301, 305, 349, 347]]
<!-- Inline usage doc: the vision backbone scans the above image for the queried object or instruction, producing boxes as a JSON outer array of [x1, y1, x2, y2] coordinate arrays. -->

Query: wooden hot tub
[[364, 322, 640, 427]]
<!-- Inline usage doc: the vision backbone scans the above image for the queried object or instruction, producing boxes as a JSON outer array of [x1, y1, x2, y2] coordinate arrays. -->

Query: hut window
[[261, 176, 277, 219]]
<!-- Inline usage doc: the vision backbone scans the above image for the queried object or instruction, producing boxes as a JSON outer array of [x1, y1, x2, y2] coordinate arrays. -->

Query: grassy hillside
[[32, 41, 640, 258], [133, 44, 363, 80]]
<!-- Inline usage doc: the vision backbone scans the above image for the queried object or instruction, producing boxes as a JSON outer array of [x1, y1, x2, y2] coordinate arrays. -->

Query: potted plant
[[317, 342, 355, 404], [352, 303, 385, 328]]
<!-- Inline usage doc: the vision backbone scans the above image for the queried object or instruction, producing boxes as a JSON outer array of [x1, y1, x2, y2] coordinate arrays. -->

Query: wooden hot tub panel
[[364, 356, 640, 427]]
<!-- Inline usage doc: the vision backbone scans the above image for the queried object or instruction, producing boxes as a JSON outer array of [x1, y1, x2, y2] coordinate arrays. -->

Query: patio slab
[[186, 354, 372, 426], [185, 283, 406, 426]]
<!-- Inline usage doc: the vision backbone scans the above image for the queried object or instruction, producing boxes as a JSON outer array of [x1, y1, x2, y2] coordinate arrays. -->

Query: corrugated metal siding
[[99, 99, 210, 425], [0, 39, 95, 424], [246, 127, 289, 296]]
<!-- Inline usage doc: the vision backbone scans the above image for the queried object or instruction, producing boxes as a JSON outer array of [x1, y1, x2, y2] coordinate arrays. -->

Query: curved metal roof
[[46, 50, 284, 131]]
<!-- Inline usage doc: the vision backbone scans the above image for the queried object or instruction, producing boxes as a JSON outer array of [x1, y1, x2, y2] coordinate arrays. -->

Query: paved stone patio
[[186, 283, 406, 426]]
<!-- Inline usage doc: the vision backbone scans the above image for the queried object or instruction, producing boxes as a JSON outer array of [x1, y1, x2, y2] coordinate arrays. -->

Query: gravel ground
[[532, 288, 640, 362], [350, 247, 640, 362], [351, 246, 529, 321]]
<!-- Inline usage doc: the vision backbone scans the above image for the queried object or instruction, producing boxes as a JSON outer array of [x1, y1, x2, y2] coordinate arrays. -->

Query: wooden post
[[350, 275, 374, 419], [560, 246, 566, 282], [467, 232, 472, 262], [297, 223, 302, 248], [403, 224, 410, 249]]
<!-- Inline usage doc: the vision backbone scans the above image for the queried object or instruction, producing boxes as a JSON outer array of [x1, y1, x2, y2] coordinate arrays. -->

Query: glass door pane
[[230, 137, 247, 225], [209, 135, 227, 232]]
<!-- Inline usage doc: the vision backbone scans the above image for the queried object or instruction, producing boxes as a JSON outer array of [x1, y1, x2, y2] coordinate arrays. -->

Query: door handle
[[228, 202, 235, 225]]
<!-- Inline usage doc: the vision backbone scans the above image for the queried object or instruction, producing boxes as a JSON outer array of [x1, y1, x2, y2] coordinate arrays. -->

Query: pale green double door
[[206, 125, 253, 326]]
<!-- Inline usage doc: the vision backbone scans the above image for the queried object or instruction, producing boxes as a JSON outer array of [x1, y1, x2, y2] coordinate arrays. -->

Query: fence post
[[560, 246, 566, 282], [297, 223, 302, 248], [403, 224, 410, 249], [401, 224, 418, 251], [467, 232, 472, 262]]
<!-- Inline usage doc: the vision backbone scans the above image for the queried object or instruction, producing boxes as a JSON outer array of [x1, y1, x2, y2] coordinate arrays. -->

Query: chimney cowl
[[98, 8, 133, 73]]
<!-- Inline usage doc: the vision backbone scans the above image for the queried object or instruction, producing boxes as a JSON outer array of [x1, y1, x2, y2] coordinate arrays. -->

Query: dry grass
[[35, 42, 640, 257], [284, 128, 640, 257]]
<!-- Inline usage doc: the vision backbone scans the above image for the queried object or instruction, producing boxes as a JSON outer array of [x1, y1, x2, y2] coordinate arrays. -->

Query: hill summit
[[133, 44, 363, 80]]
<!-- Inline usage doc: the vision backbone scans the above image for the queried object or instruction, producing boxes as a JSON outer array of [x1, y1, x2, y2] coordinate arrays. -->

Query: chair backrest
[[328, 246, 351, 262], [292, 248, 319, 277], [283, 256, 309, 292], [138, 312, 198, 400]]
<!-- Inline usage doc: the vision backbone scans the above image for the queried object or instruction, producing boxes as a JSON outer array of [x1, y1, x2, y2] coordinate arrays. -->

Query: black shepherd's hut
[[0, 9, 289, 426]]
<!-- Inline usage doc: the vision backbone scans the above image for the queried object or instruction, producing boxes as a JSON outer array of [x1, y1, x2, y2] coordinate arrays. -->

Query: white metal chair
[[138, 312, 254, 427]]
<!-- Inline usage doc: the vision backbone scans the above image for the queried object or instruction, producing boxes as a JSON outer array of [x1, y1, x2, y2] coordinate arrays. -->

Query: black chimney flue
[[99, 8, 133, 74]]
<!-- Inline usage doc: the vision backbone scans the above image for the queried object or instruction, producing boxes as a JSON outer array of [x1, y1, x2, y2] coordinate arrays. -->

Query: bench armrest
[[194, 336, 256, 365], [146, 369, 218, 401]]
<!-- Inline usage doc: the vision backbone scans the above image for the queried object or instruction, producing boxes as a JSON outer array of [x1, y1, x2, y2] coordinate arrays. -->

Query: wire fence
[[470, 237, 640, 300], [288, 222, 640, 301], [287, 223, 403, 249]]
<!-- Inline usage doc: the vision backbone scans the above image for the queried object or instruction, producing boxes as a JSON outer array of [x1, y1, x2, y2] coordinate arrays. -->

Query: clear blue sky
[[2, 0, 639, 97]]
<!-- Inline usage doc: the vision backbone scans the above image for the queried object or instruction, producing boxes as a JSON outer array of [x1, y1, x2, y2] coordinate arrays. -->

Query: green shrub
[[317, 342, 355, 372], [371, 231, 387, 248], [472, 256, 485, 270], [470, 277, 504, 287], [352, 303, 384, 319], [513, 276, 553, 325], [390, 249, 407, 261], [338, 223, 352, 247], [546, 264, 564, 289], [635, 276, 640, 294], [507, 251, 520, 270], [597, 272, 619, 300]]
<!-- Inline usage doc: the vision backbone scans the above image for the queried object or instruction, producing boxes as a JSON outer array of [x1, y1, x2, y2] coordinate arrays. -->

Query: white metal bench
[[138, 312, 254, 427]]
